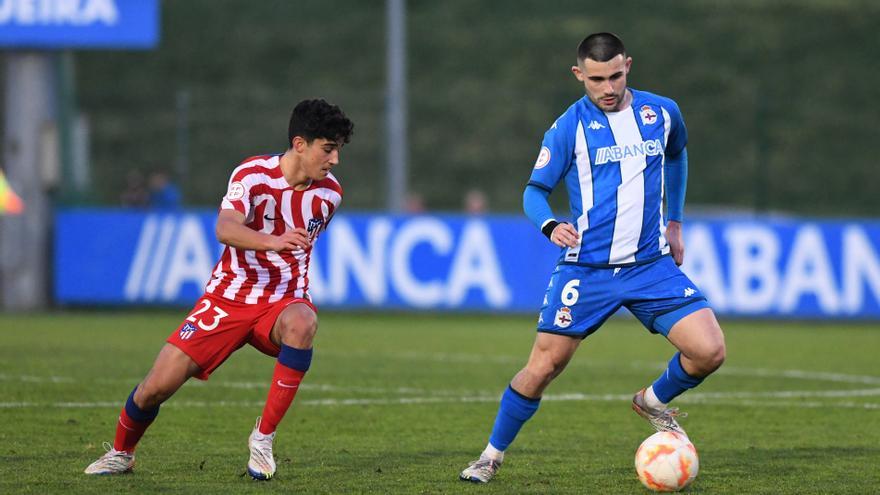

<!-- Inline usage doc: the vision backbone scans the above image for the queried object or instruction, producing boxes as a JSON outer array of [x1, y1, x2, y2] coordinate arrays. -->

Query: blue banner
[[54, 209, 880, 319], [0, 0, 159, 49]]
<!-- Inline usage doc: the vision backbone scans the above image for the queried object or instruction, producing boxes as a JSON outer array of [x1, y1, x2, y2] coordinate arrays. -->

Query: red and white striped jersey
[[205, 154, 342, 304]]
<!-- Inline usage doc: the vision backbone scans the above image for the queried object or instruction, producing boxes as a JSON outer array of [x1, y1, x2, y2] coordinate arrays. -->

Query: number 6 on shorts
[[561, 279, 580, 305]]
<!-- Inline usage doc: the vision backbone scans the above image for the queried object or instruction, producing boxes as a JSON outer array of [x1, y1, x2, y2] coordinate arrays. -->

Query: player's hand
[[551, 222, 580, 248], [666, 221, 684, 266], [269, 228, 311, 252]]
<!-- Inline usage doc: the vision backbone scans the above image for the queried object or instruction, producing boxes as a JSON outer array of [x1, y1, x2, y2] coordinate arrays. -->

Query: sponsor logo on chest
[[594, 138, 663, 165]]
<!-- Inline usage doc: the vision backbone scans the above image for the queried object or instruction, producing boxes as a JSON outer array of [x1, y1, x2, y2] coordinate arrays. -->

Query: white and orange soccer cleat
[[84, 442, 135, 475], [247, 417, 277, 480], [459, 455, 502, 483], [632, 388, 688, 437]]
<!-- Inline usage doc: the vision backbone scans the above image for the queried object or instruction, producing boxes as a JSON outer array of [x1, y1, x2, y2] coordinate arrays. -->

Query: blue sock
[[125, 386, 160, 422], [651, 352, 704, 404], [278, 344, 313, 372], [487, 386, 541, 452]]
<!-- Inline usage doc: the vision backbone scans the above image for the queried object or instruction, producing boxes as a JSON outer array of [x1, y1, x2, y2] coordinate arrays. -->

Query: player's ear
[[571, 64, 584, 81], [291, 136, 306, 152], [625, 56, 633, 73]]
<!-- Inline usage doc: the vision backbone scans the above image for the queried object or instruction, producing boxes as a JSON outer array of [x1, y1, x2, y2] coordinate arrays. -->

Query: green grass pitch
[[1, 312, 878, 494]]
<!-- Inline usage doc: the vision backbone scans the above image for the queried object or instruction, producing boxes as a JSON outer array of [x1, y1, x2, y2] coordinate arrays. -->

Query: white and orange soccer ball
[[634, 431, 699, 492]]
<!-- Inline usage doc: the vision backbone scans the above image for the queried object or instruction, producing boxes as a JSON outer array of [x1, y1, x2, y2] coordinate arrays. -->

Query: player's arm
[[665, 147, 688, 265], [215, 209, 310, 252], [526, 108, 579, 249], [523, 184, 579, 248]]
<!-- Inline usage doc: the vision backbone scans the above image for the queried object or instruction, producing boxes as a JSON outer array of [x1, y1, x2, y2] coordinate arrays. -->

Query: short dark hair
[[577, 32, 626, 63], [287, 99, 354, 147]]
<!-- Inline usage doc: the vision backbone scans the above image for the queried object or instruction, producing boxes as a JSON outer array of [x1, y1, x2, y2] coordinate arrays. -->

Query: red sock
[[114, 407, 155, 453], [259, 362, 306, 435]]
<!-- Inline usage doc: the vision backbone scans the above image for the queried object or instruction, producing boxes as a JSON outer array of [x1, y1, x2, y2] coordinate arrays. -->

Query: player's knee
[[276, 304, 318, 344], [696, 341, 725, 375], [708, 341, 726, 371], [135, 382, 173, 410], [529, 356, 567, 382]]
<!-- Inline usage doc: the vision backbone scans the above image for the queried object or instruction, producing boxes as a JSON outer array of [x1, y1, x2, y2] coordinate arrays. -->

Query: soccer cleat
[[84, 442, 135, 475], [632, 388, 688, 436], [459, 455, 502, 483], [247, 417, 277, 480]]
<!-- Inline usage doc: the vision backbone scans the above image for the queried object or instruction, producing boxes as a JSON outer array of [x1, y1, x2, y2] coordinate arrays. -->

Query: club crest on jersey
[[534, 146, 551, 169], [307, 218, 325, 239], [639, 105, 658, 125], [554, 307, 573, 328], [226, 181, 246, 201], [179, 322, 197, 340]]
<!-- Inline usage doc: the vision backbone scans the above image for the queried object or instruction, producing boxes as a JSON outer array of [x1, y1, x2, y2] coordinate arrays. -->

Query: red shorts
[[167, 292, 317, 380]]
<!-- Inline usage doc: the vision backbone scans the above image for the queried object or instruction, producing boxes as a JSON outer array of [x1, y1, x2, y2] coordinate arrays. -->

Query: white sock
[[483, 442, 504, 463], [644, 386, 667, 412]]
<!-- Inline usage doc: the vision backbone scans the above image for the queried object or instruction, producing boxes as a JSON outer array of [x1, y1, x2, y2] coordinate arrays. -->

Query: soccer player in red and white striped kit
[[85, 99, 354, 480]]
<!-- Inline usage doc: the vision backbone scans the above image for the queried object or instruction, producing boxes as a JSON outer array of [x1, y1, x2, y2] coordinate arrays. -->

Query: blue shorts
[[536, 256, 709, 338]]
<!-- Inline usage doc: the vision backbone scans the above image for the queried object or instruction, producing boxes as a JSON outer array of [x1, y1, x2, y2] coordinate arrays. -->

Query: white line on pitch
[[5, 361, 880, 393], [2, 388, 879, 410]]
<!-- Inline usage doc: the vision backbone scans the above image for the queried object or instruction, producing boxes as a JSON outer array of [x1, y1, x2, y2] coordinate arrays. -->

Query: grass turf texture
[[1, 312, 878, 494]]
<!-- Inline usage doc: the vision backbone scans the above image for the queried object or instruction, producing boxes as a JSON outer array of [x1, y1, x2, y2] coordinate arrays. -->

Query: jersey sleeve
[[527, 109, 576, 192], [325, 192, 341, 228], [331, 186, 343, 209], [663, 99, 688, 157], [317, 175, 343, 229], [220, 171, 255, 217]]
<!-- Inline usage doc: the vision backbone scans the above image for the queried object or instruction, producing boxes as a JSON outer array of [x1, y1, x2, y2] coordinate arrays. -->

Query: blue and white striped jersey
[[528, 89, 688, 267]]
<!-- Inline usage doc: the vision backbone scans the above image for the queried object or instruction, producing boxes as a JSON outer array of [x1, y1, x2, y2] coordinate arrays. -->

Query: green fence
[[73, 0, 880, 215]]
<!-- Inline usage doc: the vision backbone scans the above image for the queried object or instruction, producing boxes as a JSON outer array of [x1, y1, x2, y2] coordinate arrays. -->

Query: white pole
[[1, 53, 54, 310], [386, 0, 407, 212]]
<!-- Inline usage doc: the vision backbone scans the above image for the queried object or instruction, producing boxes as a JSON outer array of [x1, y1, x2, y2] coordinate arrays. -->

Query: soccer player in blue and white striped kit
[[460, 32, 726, 484]]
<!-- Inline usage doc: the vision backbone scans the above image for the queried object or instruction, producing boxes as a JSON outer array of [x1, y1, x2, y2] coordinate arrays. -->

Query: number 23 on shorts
[[186, 298, 230, 331]]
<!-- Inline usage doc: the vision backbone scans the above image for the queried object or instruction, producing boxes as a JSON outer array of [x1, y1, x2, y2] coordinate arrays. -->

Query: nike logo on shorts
[[276, 380, 298, 389], [264, 214, 281, 221]]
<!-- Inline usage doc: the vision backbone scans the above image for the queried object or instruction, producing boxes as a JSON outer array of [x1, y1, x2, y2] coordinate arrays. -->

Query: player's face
[[296, 137, 342, 180], [572, 54, 632, 112]]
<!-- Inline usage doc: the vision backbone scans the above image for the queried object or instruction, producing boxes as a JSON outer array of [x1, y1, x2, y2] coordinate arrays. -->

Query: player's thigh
[[665, 307, 725, 360], [624, 256, 711, 336], [536, 264, 622, 338], [167, 294, 259, 379]]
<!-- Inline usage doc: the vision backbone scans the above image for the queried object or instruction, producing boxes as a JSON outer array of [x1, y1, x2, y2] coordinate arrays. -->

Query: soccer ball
[[634, 431, 699, 492]]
